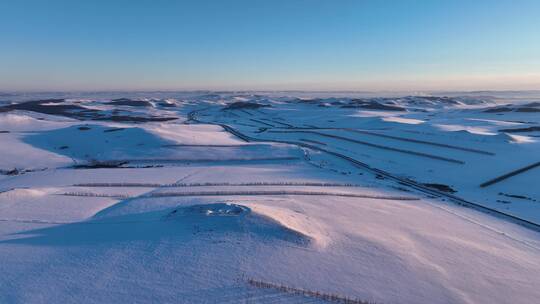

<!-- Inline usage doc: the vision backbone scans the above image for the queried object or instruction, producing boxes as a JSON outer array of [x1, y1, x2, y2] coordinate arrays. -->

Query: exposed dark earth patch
[[103, 128, 126, 132], [484, 107, 513, 113], [484, 105, 540, 113], [499, 126, 540, 133], [422, 183, 457, 193], [107, 98, 153, 107], [73, 160, 129, 169], [0, 99, 177, 122], [522, 102, 540, 107], [498, 192, 537, 202], [0, 99, 99, 117], [0, 168, 22, 176], [0, 167, 47, 176], [341, 100, 406, 111], [222, 101, 271, 110], [157, 101, 177, 107]]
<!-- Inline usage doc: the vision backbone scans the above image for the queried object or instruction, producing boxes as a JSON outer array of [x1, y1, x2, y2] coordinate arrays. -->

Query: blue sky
[[1, 0, 539, 91]]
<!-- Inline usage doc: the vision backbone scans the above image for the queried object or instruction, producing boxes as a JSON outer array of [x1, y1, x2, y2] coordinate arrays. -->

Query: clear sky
[[1, 0, 539, 91]]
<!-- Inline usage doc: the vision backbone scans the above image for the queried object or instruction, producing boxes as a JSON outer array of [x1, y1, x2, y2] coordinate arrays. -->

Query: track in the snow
[[268, 129, 465, 164], [187, 108, 540, 232], [480, 161, 540, 188], [273, 127, 494, 155]]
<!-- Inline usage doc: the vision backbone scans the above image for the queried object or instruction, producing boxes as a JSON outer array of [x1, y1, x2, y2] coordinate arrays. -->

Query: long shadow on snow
[[0, 204, 309, 247], [22, 124, 301, 163], [22, 124, 175, 161]]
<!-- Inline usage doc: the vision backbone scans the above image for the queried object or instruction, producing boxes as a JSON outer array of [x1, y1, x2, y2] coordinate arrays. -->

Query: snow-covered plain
[[1, 92, 540, 303]]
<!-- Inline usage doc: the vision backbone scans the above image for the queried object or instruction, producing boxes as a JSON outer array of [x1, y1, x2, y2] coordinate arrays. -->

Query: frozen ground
[[1, 91, 540, 303]]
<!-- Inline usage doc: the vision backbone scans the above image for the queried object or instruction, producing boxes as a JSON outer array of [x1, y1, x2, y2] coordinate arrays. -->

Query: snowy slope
[[1, 92, 540, 304]]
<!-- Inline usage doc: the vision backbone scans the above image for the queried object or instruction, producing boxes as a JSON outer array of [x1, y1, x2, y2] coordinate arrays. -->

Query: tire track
[[187, 108, 540, 232], [268, 130, 464, 164]]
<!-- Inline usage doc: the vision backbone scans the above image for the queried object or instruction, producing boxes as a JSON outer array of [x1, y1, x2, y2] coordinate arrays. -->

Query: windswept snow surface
[[1, 92, 540, 304]]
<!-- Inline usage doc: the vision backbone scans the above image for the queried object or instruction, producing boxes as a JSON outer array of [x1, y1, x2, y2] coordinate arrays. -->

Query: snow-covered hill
[[1, 92, 539, 303]]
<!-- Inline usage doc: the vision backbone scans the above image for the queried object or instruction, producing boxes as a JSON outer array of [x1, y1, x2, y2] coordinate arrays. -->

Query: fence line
[[73, 182, 362, 188], [57, 190, 418, 200], [147, 190, 418, 200], [247, 278, 376, 304]]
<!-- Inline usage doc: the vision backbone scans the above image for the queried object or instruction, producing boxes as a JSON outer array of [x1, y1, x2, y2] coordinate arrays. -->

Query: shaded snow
[[1, 92, 540, 304]]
